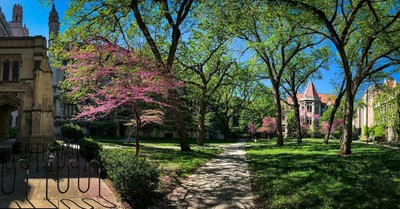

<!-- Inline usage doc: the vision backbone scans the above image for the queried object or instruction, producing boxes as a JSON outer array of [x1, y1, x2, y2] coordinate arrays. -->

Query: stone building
[[0, 36, 54, 146], [0, 4, 54, 146], [354, 78, 399, 141], [284, 82, 336, 136]]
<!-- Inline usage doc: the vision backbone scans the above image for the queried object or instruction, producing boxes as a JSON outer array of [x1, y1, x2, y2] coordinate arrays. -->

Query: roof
[[302, 82, 319, 98], [287, 93, 336, 105]]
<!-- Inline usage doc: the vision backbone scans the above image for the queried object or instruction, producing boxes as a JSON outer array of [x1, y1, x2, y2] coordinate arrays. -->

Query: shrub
[[78, 137, 102, 161], [61, 123, 84, 142], [100, 149, 159, 206], [373, 124, 386, 140], [8, 127, 17, 139], [88, 121, 119, 137]]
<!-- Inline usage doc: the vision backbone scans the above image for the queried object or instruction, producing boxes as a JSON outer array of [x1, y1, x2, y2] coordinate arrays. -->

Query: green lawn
[[97, 137, 236, 179], [246, 138, 400, 209], [94, 137, 237, 147]]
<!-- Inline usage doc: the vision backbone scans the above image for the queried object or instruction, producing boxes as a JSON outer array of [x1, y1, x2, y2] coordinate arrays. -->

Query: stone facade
[[354, 78, 399, 141], [0, 36, 54, 146]]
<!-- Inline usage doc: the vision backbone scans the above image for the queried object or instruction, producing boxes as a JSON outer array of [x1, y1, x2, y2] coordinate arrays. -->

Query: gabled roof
[[286, 93, 336, 105], [302, 82, 319, 98]]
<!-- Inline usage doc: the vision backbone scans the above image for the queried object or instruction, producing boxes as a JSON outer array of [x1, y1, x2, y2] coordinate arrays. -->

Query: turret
[[12, 4, 22, 23], [48, 3, 60, 43]]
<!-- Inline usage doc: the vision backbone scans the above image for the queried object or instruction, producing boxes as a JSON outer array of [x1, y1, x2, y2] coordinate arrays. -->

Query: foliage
[[372, 124, 386, 139], [321, 119, 344, 139], [59, 37, 175, 120], [362, 125, 372, 138], [247, 138, 400, 208], [239, 84, 275, 132], [60, 123, 84, 142], [8, 127, 17, 139], [258, 116, 277, 135], [100, 149, 159, 206], [275, 0, 400, 154], [88, 121, 119, 137], [79, 137, 102, 161], [248, 122, 257, 136]]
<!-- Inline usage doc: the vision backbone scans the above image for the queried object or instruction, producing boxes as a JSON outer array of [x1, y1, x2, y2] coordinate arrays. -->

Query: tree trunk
[[197, 99, 207, 146], [135, 127, 140, 157], [323, 100, 340, 144], [340, 92, 354, 155], [272, 83, 284, 146], [324, 83, 346, 144], [292, 95, 302, 143], [169, 90, 191, 151], [134, 109, 141, 156]]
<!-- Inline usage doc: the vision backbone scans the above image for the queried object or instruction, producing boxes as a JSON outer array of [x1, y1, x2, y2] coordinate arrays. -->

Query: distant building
[[0, 4, 29, 37], [284, 82, 336, 137], [354, 78, 399, 141]]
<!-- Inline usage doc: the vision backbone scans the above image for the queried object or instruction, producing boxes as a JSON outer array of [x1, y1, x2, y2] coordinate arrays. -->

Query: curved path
[[164, 141, 254, 209]]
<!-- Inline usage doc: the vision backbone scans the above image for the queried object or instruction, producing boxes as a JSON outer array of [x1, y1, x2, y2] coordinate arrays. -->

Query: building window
[[315, 105, 319, 114], [306, 102, 312, 112], [63, 104, 76, 117], [3, 61, 10, 81], [12, 61, 19, 81]]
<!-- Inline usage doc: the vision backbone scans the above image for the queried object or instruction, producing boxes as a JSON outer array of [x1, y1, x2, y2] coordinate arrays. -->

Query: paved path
[[162, 141, 254, 209]]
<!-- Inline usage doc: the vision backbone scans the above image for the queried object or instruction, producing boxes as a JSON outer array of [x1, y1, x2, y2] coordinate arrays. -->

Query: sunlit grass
[[247, 138, 400, 209], [98, 137, 236, 178]]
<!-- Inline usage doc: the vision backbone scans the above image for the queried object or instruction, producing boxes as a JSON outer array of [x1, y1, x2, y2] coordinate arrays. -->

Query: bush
[[79, 137, 102, 161], [372, 124, 386, 140], [61, 123, 84, 142], [100, 149, 159, 206], [8, 127, 17, 139], [88, 121, 119, 137]]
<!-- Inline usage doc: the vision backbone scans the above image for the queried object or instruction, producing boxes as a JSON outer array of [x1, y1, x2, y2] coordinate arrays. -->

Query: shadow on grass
[[247, 139, 400, 209]]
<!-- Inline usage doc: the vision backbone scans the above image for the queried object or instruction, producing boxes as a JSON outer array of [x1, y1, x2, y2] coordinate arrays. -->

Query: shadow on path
[[152, 141, 254, 209]]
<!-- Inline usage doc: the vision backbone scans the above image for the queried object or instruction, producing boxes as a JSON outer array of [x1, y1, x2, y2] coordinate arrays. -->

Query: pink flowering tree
[[61, 37, 177, 156], [248, 121, 257, 139], [321, 118, 344, 139], [258, 116, 277, 139]]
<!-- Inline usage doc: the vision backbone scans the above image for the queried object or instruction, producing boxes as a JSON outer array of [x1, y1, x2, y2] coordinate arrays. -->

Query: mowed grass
[[246, 138, 400, 209], [97, 138, 236, 178]]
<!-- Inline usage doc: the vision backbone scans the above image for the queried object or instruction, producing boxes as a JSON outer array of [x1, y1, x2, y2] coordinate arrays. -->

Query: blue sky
[[0, 0, 398, 96]]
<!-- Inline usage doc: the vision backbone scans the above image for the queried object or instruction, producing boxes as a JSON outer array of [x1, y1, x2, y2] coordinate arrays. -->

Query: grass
[[246, 138, 400, 209], [97, 137, 236, 178], [95, 137, 237, 147]]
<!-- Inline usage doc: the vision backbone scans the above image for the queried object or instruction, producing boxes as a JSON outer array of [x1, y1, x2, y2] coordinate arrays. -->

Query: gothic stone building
[[354, 78, 399, 141], [0, 4, 54, 146], [284, 82, 336, 137]]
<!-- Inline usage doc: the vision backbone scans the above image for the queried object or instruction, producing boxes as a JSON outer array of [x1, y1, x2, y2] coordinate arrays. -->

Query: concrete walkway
[[162, 141, 254, 209]]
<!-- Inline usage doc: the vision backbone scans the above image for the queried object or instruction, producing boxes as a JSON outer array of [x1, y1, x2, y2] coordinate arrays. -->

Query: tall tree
[[46, 0, 200, 151], [218, 1, 328, 146], [176, 31, 234, 145], [274, 0, 400, 154]]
